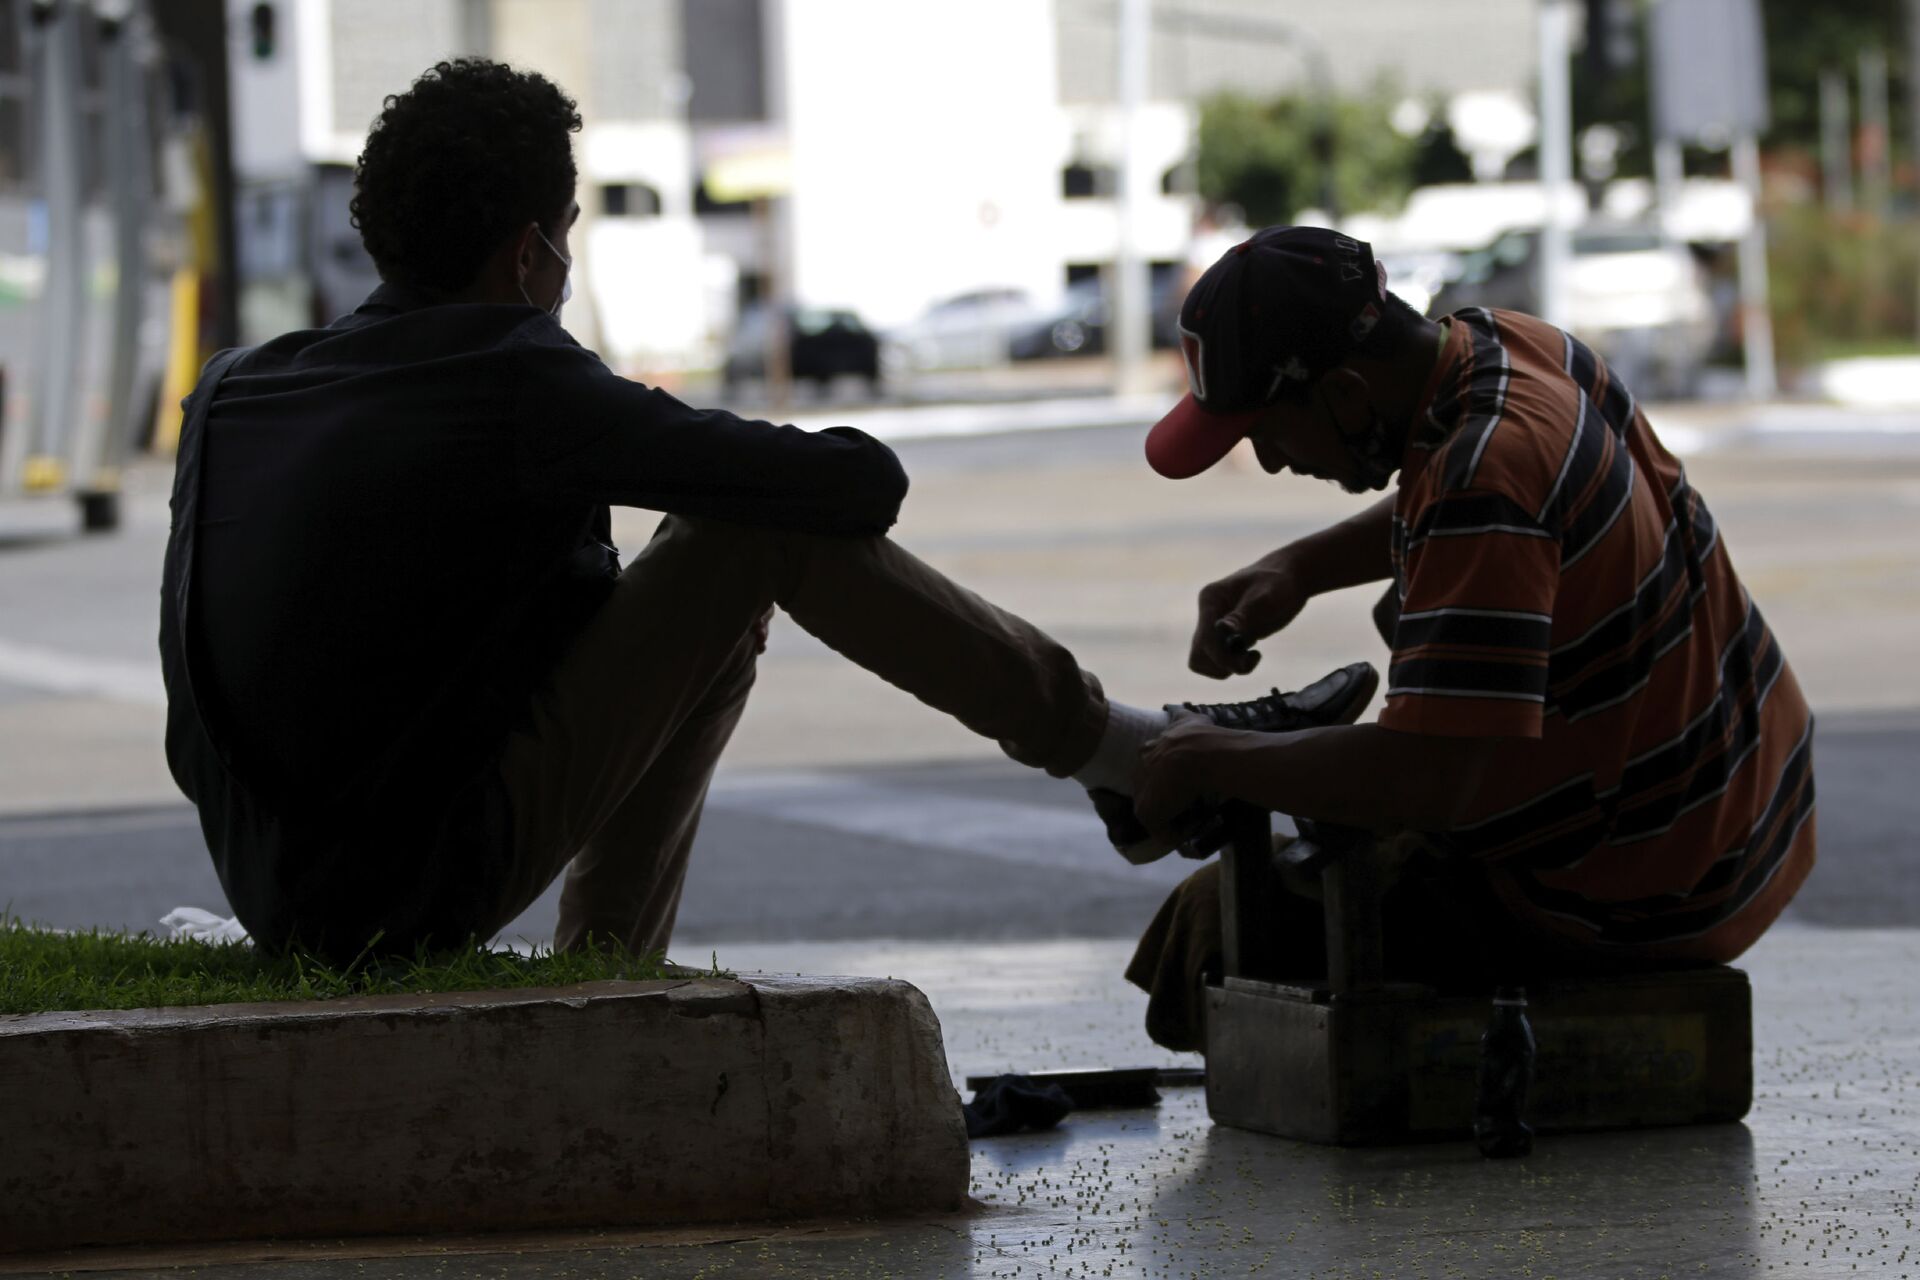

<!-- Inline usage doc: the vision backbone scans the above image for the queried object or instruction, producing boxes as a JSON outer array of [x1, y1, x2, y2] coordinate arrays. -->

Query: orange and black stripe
[[1381, 308, 1815, 962]]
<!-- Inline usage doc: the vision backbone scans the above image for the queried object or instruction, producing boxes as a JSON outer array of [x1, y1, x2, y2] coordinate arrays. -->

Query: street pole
[[1731, 132, 1778, 399], [1653, 137, 1685, 241], [1819, 68, 1853, 214], [1908, 0, 1920, 340], [1112, 0, 1153, 397], [1536, 0, 1575, 328], [1860, 47, 1892, 220], [1652, 134, 1686, 392], [756, 196, 792, 413], [761, 0, 793, 413]]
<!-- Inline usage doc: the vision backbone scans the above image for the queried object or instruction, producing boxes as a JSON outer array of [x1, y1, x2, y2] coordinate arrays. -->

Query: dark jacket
[[159, 285, 906, 957]]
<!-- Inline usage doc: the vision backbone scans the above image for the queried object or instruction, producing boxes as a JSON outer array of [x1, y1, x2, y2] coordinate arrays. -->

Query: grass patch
[[0, 917, 713, 1016], [1812, 336, 1920, 362]]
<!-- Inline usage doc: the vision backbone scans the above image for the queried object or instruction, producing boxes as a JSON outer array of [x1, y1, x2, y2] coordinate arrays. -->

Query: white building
[[226, 0, 1538, 370]]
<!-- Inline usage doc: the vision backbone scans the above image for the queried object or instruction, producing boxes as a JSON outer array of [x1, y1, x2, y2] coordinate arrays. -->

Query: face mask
[[1345, 409, 1400, 493], [518, 224, 572, 316], [1316, 382, 1400, 494]]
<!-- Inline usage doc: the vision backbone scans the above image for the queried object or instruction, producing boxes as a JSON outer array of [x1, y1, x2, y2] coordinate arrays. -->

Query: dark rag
[[963, 1074, 1074, 1138]]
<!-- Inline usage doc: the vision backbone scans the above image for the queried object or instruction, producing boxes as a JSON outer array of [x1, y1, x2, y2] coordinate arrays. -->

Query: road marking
[[0, 638, 165, 706], [708, 770, 1196, 885], [0, 806, 196, 840]]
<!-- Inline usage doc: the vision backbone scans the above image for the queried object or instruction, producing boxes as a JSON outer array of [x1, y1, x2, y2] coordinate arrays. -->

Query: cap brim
[[1145, 394, 1263, 479]]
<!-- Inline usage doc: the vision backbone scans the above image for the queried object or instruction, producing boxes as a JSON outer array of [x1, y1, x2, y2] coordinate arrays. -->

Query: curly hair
[[350, 59, 582, 294]]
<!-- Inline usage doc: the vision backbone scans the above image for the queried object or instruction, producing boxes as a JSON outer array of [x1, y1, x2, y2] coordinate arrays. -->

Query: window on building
[[601, 182, 663, 217], [694, 174, 753, 216], [1062, 162, 1113, 199]]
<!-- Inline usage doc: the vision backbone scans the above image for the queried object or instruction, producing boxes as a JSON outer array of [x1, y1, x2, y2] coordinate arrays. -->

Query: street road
[[2, 410, 1917, 948]]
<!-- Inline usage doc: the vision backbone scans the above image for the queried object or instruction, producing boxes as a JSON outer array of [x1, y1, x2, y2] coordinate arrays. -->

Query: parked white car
[[1430, 224, 1715, 398], [882, 288, 1052, 374], [1565, 227, 1714, 364]]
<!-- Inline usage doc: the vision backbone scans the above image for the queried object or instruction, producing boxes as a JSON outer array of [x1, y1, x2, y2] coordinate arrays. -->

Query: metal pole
[[1653, 136, 1685, 242], [1908, 0, 1920, 340], [1819, 69, 1853, 214], [1536, 0, 1575, 328], [1730, 132, 1777, 399], [28, 0, 86, 474], [1652, 136, 1687, 392], [761, 0, 793, 413], [1860, 47, 1892, 220], [1112, 0, 1152, 397], [99, 0, 153, 484], [757, 196, 791, 413]]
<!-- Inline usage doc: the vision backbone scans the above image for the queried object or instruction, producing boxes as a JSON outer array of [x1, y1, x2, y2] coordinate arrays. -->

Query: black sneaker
[[1169, 660, 1379, 733], [1086, 663, 1377, 865]]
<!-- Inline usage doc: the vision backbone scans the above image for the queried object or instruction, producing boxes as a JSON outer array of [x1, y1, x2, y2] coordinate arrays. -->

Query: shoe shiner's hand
[[1132, 711, 1224, 839], [751, 606, 776, 655], [1191, 555, 1310, 679]]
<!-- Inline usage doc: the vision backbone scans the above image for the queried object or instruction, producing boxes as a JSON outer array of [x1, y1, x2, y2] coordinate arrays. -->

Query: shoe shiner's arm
[[1133, 717, 1506, 837], [1190, 493, 1398, 679]]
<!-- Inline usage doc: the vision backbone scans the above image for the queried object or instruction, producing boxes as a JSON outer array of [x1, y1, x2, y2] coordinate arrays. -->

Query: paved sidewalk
[[18, 923, 1917, 1279]]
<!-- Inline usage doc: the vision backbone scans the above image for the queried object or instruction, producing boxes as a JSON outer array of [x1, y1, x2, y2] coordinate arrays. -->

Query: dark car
[[722, 304, 882, 395], [1008, 275, 1183, 360]]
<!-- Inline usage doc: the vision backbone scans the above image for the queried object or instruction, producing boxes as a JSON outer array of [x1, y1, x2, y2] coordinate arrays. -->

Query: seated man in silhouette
[[1121, 226, 1815, 1047], [160, 59, 1373, 960]]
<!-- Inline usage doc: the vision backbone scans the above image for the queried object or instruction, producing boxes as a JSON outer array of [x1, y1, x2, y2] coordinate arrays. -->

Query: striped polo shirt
[[1380, 307, 1815, 963]]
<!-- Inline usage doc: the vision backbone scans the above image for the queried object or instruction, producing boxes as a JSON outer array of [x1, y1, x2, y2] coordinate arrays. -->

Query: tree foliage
[[1758, 0, 1908, 151], [1195, 88, 1420, 226], [1577, 0, 1911, 165]]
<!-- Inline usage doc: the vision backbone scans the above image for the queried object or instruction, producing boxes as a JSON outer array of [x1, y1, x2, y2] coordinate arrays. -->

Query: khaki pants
[[487, 515, 1108, 955]]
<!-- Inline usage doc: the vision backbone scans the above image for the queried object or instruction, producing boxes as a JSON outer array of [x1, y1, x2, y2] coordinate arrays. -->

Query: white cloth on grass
[[160, 907, 251, 944]]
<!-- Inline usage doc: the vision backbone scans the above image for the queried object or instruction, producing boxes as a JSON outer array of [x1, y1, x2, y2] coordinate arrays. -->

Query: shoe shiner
[[158, 59, 1226, 962], [1122, 227, 1816, 1051]]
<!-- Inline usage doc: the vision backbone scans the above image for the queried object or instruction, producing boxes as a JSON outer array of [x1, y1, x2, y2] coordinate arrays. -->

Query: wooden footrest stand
[[1201, 807, 1753, 1145]]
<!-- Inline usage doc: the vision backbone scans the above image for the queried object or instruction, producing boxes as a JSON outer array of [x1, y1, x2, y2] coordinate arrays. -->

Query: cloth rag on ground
[[963, 1074, 1075, 1138]]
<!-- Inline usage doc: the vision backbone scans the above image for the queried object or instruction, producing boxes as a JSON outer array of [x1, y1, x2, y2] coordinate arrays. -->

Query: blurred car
[[1564, 226, 1715, 387], [1373, 249, 1461, 317], [881, 287, 1050, 374], [722, 304, 882, 396], [1008, 275, 1182, 360], [1428, 223, 1713, 397], [1425, 228, 1538, 315]]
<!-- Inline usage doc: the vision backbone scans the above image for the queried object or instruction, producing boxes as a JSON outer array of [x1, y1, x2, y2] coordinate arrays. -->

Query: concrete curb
[[0, 974, 969, 1253]]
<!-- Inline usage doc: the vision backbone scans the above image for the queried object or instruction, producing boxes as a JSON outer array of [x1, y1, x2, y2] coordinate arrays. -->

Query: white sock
[[1071, 700, 1172, 795]]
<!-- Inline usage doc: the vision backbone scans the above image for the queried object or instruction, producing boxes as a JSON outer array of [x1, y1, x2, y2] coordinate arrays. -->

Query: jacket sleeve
[[507, 336, 908, 536]]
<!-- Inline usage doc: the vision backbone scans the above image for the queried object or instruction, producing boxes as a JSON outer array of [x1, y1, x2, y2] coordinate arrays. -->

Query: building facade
[[226, 0, 1537, 371]]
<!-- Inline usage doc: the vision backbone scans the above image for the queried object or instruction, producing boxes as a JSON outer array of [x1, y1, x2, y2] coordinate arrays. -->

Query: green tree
[[1410, 115, 1475, 188], [1576, 1, 1909, 162], [1759, 0, 1908, 151], [1196, 88, 1419, 226]]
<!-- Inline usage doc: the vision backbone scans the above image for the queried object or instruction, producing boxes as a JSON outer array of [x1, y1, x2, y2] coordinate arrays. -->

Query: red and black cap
[[1146, 226, 1390, 479]]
